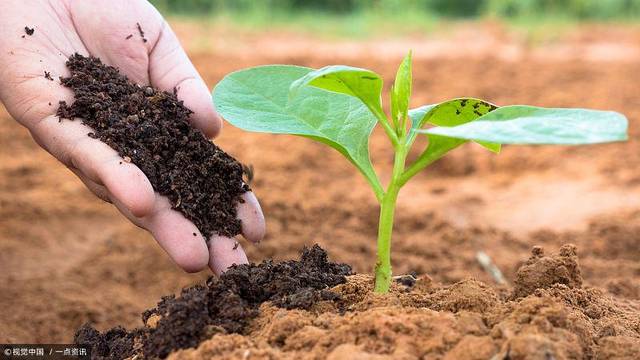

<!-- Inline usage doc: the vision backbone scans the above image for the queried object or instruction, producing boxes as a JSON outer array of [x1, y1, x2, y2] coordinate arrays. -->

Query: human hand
[[0, 0, 265, 274]]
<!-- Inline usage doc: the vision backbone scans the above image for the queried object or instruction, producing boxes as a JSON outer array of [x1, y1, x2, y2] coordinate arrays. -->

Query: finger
[[148, 20, 221, 138], [112, 195, 210, 273], [208, 235, 249, 275], [31, 114, 155, 217], [237, 191, 266, 243], [69, 168, 111, 203]]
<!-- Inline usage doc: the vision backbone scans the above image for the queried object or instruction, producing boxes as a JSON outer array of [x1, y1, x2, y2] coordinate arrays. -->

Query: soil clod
[[513, 243, 583, 298], [74, 325, 137, 360], [56, 54, 247, 238]]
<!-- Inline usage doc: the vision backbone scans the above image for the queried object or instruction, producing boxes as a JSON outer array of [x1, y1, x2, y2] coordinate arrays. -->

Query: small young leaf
[[290, 65, 384, 117], [417, 106, 628, 145], [390, 51, 412, 132], [390, 84, 399, 129], [213, 65, 384, 198], [409, 98, 501, 153]]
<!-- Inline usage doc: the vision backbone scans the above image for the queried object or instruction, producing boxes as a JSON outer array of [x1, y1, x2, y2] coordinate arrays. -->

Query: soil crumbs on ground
[[75, 245, 352, 359], [76, 244, 639, 359], [57, 54, 247, 238]]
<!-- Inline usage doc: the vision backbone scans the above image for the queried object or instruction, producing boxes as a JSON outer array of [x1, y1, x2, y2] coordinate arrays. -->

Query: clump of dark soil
[[75, 245, 352, 359], [57, 54, 247, 238], [74, 326, 138, 359]]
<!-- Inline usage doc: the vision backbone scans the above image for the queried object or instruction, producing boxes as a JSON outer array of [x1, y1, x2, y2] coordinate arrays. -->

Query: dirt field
[[1, 22, 639, 358]]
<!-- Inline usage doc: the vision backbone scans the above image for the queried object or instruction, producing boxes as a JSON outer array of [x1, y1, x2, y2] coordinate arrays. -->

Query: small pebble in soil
[[395, 273, 418, 288]]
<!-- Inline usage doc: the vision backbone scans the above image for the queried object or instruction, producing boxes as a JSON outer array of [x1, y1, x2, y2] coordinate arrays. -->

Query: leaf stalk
[[371, 106, 399, 149], [398, 144, 445, 187], [374, 141, 408, 293]]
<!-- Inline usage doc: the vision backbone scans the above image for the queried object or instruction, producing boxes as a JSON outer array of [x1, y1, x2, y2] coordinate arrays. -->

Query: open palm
[[0, 0, 265, 274]]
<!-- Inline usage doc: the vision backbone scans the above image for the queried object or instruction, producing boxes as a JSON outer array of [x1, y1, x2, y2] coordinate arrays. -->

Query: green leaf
[[391, 51, 412, 131], [409, 98, 501, 153], [398, 98, 503, 185], [289, 65, 384, 117], [417, 106, 628, 145], [213, 65, 383, 199]]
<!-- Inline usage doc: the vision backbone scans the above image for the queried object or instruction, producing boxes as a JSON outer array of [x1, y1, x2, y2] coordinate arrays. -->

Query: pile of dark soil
[[75, 245, 352, 359], [57, 54, 247, 238]]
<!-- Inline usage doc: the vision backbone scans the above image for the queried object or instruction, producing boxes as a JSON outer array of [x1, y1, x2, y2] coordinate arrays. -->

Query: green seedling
[[212, 52, 628, 293]]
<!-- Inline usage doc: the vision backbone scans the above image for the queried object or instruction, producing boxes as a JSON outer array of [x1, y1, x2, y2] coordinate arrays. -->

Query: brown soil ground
[[171, 245, 640, 360], [1, 23, 639, 358]]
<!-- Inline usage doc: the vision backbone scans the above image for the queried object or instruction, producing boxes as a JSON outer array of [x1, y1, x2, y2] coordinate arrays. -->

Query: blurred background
[[150, 0, 640, 37], [1, 0, 639, 344]]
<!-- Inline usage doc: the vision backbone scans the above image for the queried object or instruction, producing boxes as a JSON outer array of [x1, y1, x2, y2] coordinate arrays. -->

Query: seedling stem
[[375, 136, 409, 292]]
